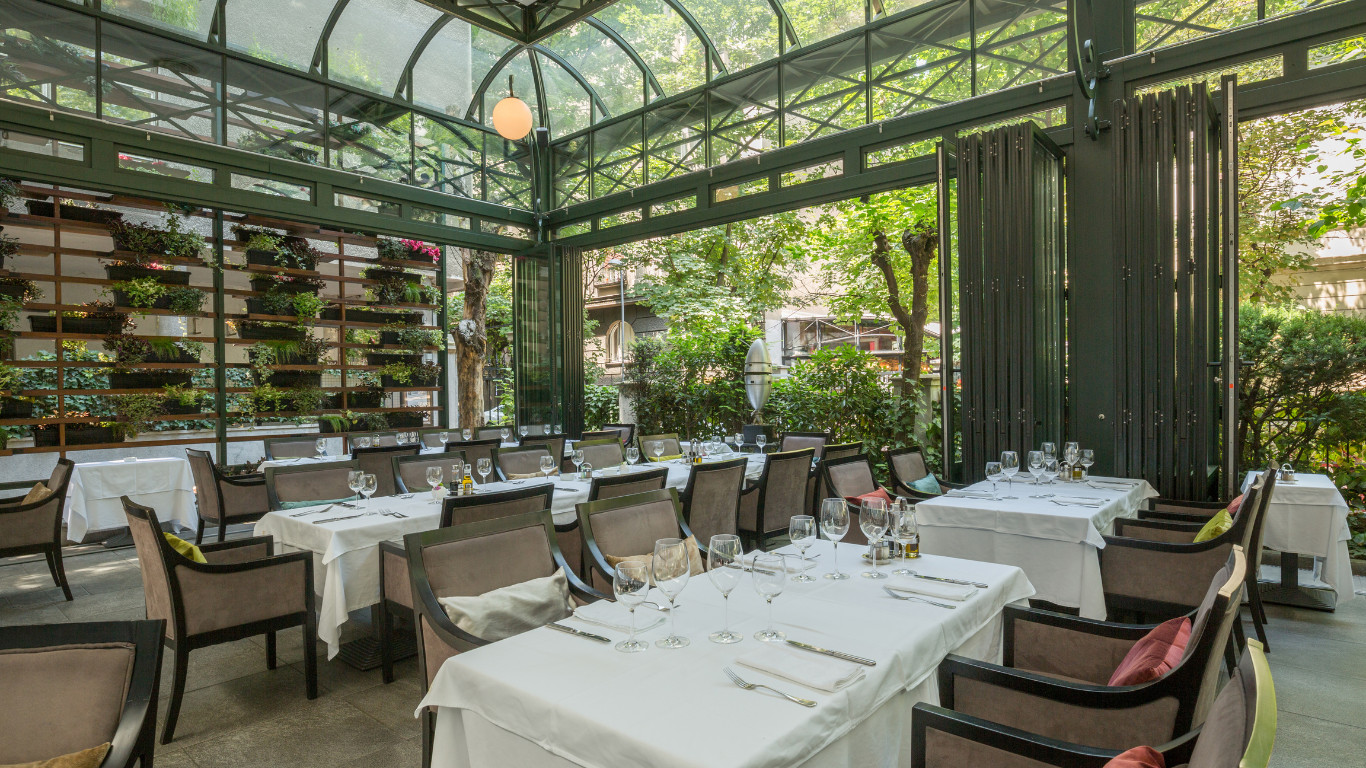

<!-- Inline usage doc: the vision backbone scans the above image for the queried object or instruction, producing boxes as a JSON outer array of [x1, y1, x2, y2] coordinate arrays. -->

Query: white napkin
[[887, 580, 977, 601], [742, 551, 817, 571], [572, 600, 665, 633], [736, 644, 865, 693]]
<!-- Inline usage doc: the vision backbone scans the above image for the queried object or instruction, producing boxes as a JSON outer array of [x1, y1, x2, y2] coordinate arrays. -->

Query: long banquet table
[[913, 475, 1156, 618], [417, 539, 1035, 768], [254, 455, 767, 657]]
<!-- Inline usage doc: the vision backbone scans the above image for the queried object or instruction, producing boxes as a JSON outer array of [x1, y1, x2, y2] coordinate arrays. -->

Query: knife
[[912, 573, 989, 590], [785, 639, 876, 667], [546, 622, 611, 643]]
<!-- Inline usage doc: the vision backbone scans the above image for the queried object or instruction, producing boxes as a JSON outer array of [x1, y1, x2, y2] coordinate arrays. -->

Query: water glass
[[426, 466, 443, 500], [788, 515, 816, 582], [500, 427, 511, 443], [347, 470, 363, 498], [518, 425, 529, 439], [626, 446, 640, 464], [476, 458, 492, 488], [1080, 449, 1095, 479], [1027, 450, 1045, 484], [613, 561, 650, 653], [649, 441, 663, 461], [652, 538, 691, 648], [540, 455, 556, 479], [1063, 441, 1080, 466], [752, 554, 786, 642], [891, 504, 920, 575], [755, 434, 767, 453], [707, 534, 744, 644], [859, 499, 889, 580], [461, 428, 472, 441], [734, 433, 743, 450], [1041, 442, 1057, 463], [571, 449, 585, 476], [437, 431, 448, 446], [1001, 451, 1019, 486], [985, 461, 1004, 499], [820, 498, 850, 580], [360, 473, 377, 504], [1042, 458, 1059, 485], [315, 438, 327, 458]]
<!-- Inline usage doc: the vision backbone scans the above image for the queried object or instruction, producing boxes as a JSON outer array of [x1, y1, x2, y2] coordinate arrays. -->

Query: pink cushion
[[1108, 617, 1192, 686], [1226, 493, 1244, 517], [1103, 746, 1166, 768], [844, 488, 893, 508]]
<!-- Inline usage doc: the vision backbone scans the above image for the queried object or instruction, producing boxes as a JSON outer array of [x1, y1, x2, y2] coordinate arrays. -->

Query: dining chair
[[819, 454, 895, 548], [0, 458, 75, 601], [375, 483, 559, 684], [810, 441, 861, 515], [738, 448, 816, 551], [578, 488, 701, 593], [635, 432, 682, 459], [122, 498, 316, 744], [263, 459, 361, 510], [588, 466, 669, 502], [603, 423, 635, 445], [393, 451, 466, 495], [884, 445, 964, 499], [407, 509, 604, 768], [909, 637, 1276, 768], [580, 429, 620, 443], [186, 449, 269, 545], [935, 547, 1247, 752], [578, 437, 626, 470], [679, 457, 747, 545], [0, 620, 163, 768], [352, 444, 420, 498], [419, 428, 454, 450], [444, 438, 500, 469], [493, 445, 558, 481], [780, 430, 830, 458], [474, 426, 507, 442], [263, 436, 318, 460], [740, 424, 775, 452], [520, 434, 567, 466]]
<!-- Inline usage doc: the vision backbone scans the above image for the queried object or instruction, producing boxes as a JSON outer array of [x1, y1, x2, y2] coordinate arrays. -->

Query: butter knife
[[785, 639, 876, 667], [912, 573, 989, 590], [546, 622, 611, 643]]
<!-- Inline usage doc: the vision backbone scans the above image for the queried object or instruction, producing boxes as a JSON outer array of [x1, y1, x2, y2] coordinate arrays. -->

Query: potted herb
[[288, 385, 330, 415], [413, 361, 441, 387], [30, 301, 133, 335], [322, 306, 421, 325], [242, 231, 284, 265], [161, 383, 206, 415], [380, 324, 439, 351], [377, 361, 415, 388], [247, 287, 326, 323], [366, 351, 423, 367], [249, 273, 324, 296], [0, 277, 41, 303], [318, 413, 353, 434], [33, 413, 123, 446], [0, 362, 34, 419]]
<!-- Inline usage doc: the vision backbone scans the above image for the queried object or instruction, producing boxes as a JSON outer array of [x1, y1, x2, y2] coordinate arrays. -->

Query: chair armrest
[[910, 703, 1121, 768], [1003, 605, 1154, 685], [200, 535, 274, 564], [1139, 508, 1217, 523], [1144, 497, 1226, 513], [174, 552, 314, 633], [1112, 518, 1199, 543], [222, 472, 266, 488]]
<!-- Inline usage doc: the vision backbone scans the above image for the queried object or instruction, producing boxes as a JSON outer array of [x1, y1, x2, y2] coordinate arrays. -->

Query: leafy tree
[[446, 250, 510, 427]]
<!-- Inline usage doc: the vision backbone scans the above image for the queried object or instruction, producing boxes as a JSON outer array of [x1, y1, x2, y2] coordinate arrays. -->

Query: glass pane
[[783, 35, 866, 145], [645, 93, 707, 183], [226, 58, 326, 165], [414, 114, 484, 199], [1133, 0, 1258, 51], [327, 0, 442, 95], [104, 0, 216, 39], [781, 0, 866, 50], [0, 0, 98, 116], [413, 20, 514, 120], [542, 22, 645, 121], [535, 52, 592, 137], [329, 92, 411, 183], [592, 0, 704, 97], [593, 119, 643, 197], [553, 135, 591, 207], [486, 139, 533, 209], [684, 0, 780, 73], [100, 23, 221, 142], [869, 4, 972, 121], [226, 0, 336, 72], [482, 50, 541, 131], [974, 0, 1068, 95], [708, 66, 779, 164]]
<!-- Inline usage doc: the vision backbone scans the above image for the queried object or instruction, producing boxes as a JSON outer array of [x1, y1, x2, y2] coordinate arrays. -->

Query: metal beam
[[585, 17, 663, 99], [395, 15, 455, 100], [533, 47, 613, 120], [311, 0, 352, 76], [468, 45, 528, 123]]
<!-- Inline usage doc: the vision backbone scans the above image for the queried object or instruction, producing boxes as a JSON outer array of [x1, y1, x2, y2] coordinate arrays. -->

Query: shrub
[[623, 323, 759, 437]]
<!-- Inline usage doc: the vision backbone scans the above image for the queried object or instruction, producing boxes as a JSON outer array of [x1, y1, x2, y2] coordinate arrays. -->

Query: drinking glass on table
[[1001, 451, 1019, 487], [539, 455, 556, 480], [571, 449, 585, 477], [347, 470, 363, 499], [755, 434, 767, 453], [1063, 441, 1080, 467], [890, 504, 920, 575], [551, 423, 561, 436], [707, 534, 744, 644], [734, 433, 744, 451], [359, 473, 377, 505], [315, 438, 327, 458], [648, 441, 663, 462], [626, 445, 640, 465], [1080, 449, 1095, 479], [985, 462, 1004, 499], [613, 561, 650, 653], [437, 431, 448, 447], [354, 435, 370, 450], [426, 466, 442, 501], [859, 498, 889, 580], [1042, 458, 1059, 485], [1041, 442, 1056, 463], [461, 428, 472, 441], [1027, 450, 1045, 484], [518, 425, 529, 440], [500, 427, 511, 443], [788, 515, 816, 582], [820, 498, 850, 580], [652, 538, 691, 648], [476, 458, 492, 488], [752, 554, 787, 642]]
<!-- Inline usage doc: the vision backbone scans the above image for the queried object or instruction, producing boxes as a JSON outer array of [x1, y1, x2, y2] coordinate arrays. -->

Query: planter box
[[244, 298, 311, 318], [250, 277, 320, 296], [377, 256, 437, 271], [34, 424, 122, 447], [161, 399, 206, 416], [0, 397, 34, 420], [112, 291, 173, 310], [247, 350, 319, 368], [0, 282, 31, 302], [346, 391, 384, 409], [236, 323, 305, 342], [25, 201, 123, 226], [257, 371, 322, 388], [105, 264, 191, 286], [246, 249, 281, 266], [387, 412, 425, 428], [109, 370, 195, 390], [364, 267, 423, 284], [146, 349, 198, 365], [29, 315, 125, 335], [381, 376, 438, 389], [366, 353, 422, 367], [322, 307, 421, 325]]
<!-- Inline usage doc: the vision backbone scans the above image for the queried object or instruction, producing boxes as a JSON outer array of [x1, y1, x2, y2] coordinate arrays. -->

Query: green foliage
[[292, 292, 325, 322], [165, 286, 204, 315], [623, 324, 760, 436], [19, 342, 113, 424], [112, 394, 161, 439], [110, 277, 164, 308], [244, 232, 283, 253], [583, 383, 619, 431], [0, 233, 18, 260], [378, 361, 415, 385], [288, 385, 330, 415], [385, 324, 440, 353], [1275, 103, 1366, 239], [109, 209, 204, 264], [0, 177, 18, 210], [0, 277, 41, 304], [161, 383, 203, 408]]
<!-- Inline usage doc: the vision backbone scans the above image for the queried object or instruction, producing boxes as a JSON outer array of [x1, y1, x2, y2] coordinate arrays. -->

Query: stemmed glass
[[1001, 451, 1019, 487], [347, 470, 363, 500], [355, 435, 371, 450], [612, 562, 650, 653], [1041, 442, 1057, 463], [571, 449, 586, 478], [359, 473, 377, 506], [476, 458, 492, 489], [985, 462, 1004, 499], [1064, 441, 1080, 467], [1027, 451, 1045, 484], [426, 467, 443, 501], [626, 446, 640, 465], [539, 455, 556, 480], [820, 498, 850, 580], [1042, 458, 1059, 485], [315, 438, 327, 459], [755, 434, 767, 453], [500, 427, 511, 443], [1081, 449, 1095, 479], [652, 538, 691, 648], [788, 515, 816, 582], [890, 504, 919, 575], [649, 441, 663, 462], [519, 425, 529, 441], [707, 534, 743, 644], [734, 433, 743, 451], [461, 428, 472, 441], [437, 431, 448, 447], [752, 554, 787, 642], [859, 499, 889, 579]]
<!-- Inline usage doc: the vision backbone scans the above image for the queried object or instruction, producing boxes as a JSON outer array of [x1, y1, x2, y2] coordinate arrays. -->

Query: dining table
[[912, 474, 1156, 619], [1241, 471, 1356, 610], [65, 457, 198, 543], [416, 538, 1035, 768]]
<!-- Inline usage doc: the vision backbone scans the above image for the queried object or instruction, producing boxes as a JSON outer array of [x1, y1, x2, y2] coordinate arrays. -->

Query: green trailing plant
[[247, 339, 299, 377], [112, 393, 161, 439], [108, 208, 204, 264], [345, 328, 379, 363], [0, 361, 21, 393], [319, 413, 353, 432], [161, 383, 203, 408], [288, 385, 330, 414], [109, 277, 163, 308], [292, 292, 325, 323], [377, 361, 415, 385], [255, 272, 326, 292], [245, 231, 282, 253], [257, 286, 297, 317], [165, 286, 204, 315], [385, 323, 440, 353]]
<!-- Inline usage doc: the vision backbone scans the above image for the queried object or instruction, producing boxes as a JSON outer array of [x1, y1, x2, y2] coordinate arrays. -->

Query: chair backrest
[[186, 448, 222, 523], [754, 448, 816, 534], [440, 482, 556, 528], [578, 437, 625, 469], [822, 454, 878, 500], [821, 442, 862, 463], [474, 426, 507, 442], [46, 459, 74, 497], [681, 457, 747, 544], [1188, 640, 1275, 768], [264, 436, 318, 460], [741, 424, 774, 445], [578, 488, 693, 592], [886, 446, 933, 486], [580, 429, 619, 442], [520, 434, 567, 465], [1238, 466, 1277, 572], [264, 460, 361, 510], [420, 429, 453, 449], [393, 451, 466, 494], [588, 466, 669, 502], [603, 423, 635, 445], [636, 433, 681, 458], [1, 458, 75, 551], [494, 445, 557, 480], [1182, 547, 1248, 729], [352, 445, 419, 497], [517, 424, 549, 437], [446, 438, 500, 468], [121, 499, 177, 630], [0, 620, 162, 765], [781, 431, 829, 458]]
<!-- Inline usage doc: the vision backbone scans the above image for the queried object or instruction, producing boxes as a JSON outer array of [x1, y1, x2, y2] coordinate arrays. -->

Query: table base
[[1259, 551, 1337, 612], [336, 629, 417, 672], [96, 519, 176, 549]]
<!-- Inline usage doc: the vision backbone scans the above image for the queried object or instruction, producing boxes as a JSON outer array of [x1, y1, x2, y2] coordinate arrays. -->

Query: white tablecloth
[[914, 476, 1156, 618], [1241, 471, 1355, 603], [254, 456, 767, 657], [65, 458, 198, 543], [419, 540, 1035, 768]]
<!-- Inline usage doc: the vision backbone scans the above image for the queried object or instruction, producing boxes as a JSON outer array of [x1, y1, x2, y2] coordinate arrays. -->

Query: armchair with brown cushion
[[819, 454, 895, 547], [408, 509, 605, 768], [375, 482, 558, 684], [588, 466, 669, 502], [779, 430, 829, 458], [445, 438, 500, 468], [353, 444, 420, 497], [493, 444, 557, 481], [603, 423, 635, 446], [0, 619, 164, 768], [578, 437, 626, 469], [810, 442, 862, 514], [521, 434, 568, 465], [680, 457, 747, 545], [934, 548, 1247, 753], [122, 498, 316, 744], [474, 426, 506, 442], [580, 429, 620, 443], [910, 637, 1276, 768], [884, 445, 964, 499], [393, 451, 466, 494], [0, 458, 75, 600], [738, 448, 816, 551], [578, 488, 701, 593], [264, 460, 361, 510], [263, 436, 318, 460], [186, 449, 268, 545], [636, 433, 682, 459]]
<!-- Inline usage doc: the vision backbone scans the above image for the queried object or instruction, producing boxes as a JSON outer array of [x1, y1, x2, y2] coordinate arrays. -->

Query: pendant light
[[491, 74, 533, 141]]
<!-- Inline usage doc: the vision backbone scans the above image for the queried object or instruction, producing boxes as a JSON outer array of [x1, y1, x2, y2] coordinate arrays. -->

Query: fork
[[882, 586, 957, 609], [723, 667, 816, 707], [380, 508, 409, 519]]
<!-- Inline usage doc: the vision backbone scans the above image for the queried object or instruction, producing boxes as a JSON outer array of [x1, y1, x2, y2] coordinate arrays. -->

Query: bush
[[583, 383, 619, 430], [623, 323, 759, 437]]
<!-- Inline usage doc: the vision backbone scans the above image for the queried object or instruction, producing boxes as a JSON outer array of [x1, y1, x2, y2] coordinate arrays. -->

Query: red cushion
[[844, 488, 893, 508], [1103, 746, 1166, 768], [1108, 617, 1192, 686], [1226, 493, 1245, 517]]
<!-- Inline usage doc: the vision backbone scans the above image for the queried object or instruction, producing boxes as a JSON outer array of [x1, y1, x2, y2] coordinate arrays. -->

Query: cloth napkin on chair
[[735, 644, 865, 693], [886, 579, 977, 601], [572, 599, 665, 633]]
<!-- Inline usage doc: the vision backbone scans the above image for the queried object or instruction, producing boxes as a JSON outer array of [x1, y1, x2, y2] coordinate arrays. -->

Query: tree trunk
[[871, 224, 938, 400], [456, 249, 497, 428]]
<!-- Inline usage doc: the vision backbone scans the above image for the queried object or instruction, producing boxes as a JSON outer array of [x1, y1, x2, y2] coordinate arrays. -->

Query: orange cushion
[[1226, 493, 1244, 517], [1108, 617, 1192, 686], [844, 488, 893, 508], [1103, 746, 1165, 768]]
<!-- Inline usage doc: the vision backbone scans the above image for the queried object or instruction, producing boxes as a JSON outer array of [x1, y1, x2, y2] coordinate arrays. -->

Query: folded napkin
[[572, 599, 665, 633], [742, 551, 817, 571], [736, 644, 864, 693], [887, 580, 977, 601]]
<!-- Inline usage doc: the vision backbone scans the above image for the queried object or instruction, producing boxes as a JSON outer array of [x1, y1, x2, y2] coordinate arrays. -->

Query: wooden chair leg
[[265, 631, 277, 670], [302, 619, 318, 700], [217, 519, 228, 543], [1248, 584, 1270, 651], [193, 520, 205, 547], [376, 602, 395, 684], [161, 645, 190, 745], [47, 547, 73, 601]]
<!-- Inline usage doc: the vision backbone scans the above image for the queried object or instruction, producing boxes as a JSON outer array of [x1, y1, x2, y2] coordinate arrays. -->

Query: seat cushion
[[1193, 510, 1233, 543], [508, 470, 557, 479], [648, 454, 684, 462], [910, 473, 942, 494], [163, 532, 206, 564], [1103, 746, 1165, 767], [1108, 617, 1192, 686], [0, 742, 110, 768], [438, 570, 574, 642], [845, 488, 893, 508], [21, 483, 52, 506], [1225, 494, 1245, 517], [605, 535, 706, 580]]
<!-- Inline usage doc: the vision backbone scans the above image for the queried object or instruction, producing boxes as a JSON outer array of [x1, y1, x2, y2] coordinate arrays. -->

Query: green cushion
[[163, 532, 206, 564], [1193, 509, 1233, 543], [648, 454, 684, 462], [279, 495, 360, 510], [910, 473, 941, 494]]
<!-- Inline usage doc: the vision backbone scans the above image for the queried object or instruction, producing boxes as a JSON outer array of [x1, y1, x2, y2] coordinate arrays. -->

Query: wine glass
[[820, 498, 850, 580], [1081, 449, 1095, 480], [1027, 450, 1045, 484], [539, 455, 556, 480], [354, 435, 370, 450], [649, 441, 663, 462], [347, 470, 363, 499], [707, 534, 744, 644], [985, 461, 1004, 499], [315, 438, 327, 459], [626, 445, 640, 465], [500, 427, 511, 443], [551, 423, 561, 435], [734, 433, 743, 451], [755, 434, 767, 453], [859, 498, 889, 580], [476, 457, 492, 488], [1042, 458, 1059, 485], [518, 425, 529, 440], [571, 449, 585, 477], [1001, 451, 1019, 487], [613, 561, 650, 653], [461, 428, 472, 441], [891, 504, 920, 575], [359, 473, 377, 505], [1063, 441, 1080, 467], [652, 538, 691, 648], [426, 466, 442, 501], [437, 431, 448, 447], [752, 554, 786, 642], [1041, 441, 1057, 463], [788, 515, 816, 582]]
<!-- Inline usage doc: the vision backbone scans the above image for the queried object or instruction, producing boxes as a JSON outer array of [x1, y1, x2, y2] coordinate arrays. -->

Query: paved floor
[[0, 543, 1361, 767]]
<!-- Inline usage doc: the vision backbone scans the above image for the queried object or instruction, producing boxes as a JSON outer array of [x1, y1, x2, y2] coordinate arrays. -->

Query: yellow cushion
[[1193, 509, 1233, 543], [163, 532, 207, 563], [605, 535, 706, 582], [507, 470, 558, 480], [21, 482, 52, 506], [0, 742, 109, 768], [647, 454, 684, 462]]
